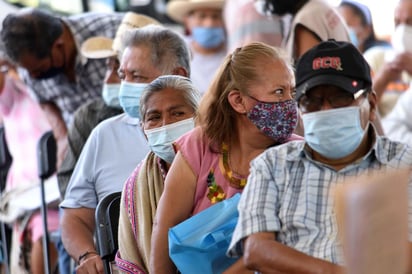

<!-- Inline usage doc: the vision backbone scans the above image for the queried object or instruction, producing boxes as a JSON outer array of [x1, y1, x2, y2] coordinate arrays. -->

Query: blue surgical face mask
[[191, 27, 225, 49], [144, 118, 195, 163], [302, 106, 366, 159], [348, 28, 359, 48], [102, 83, 121, 108], [119, 81, 148, 119]]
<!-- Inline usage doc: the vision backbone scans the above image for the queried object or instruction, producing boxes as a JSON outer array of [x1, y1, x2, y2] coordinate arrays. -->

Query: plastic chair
[[37, 131, 57, 274], [0, 126, 12, 274], [95, 191, 121, 274]]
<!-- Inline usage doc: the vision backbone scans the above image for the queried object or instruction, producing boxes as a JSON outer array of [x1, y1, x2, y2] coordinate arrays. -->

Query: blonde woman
[[150, 42, 303, 273]]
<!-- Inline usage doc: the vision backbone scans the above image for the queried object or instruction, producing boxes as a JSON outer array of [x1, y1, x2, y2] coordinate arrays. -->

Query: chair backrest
[[37, 131, 56, 180], [0, 126, 12, 192], [0, 127, 12, 274], [36, 130, 57, 274], [95, 191, 121, 274]]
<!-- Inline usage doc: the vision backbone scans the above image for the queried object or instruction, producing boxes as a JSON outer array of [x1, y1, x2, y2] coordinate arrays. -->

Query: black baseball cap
[[295, 40, 372, 100]]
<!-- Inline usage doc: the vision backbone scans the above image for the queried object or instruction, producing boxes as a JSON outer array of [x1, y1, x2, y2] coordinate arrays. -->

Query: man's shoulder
[[259, 140, 306, 163], [91, 113, 128, 129], [74, 98, 105, 114], [89, 113, 141, 136], [71, 98, 122, 129], [65, 12, 123, 26], [376, 136, 412, 165], [64, 12, 123, 42]]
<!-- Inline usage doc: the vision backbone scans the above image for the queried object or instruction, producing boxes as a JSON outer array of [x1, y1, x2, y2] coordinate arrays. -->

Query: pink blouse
[[174, 126, 303, 215]]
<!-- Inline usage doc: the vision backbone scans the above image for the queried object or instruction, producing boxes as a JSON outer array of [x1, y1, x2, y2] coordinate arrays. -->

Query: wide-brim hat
[[80, 12, 161, 59], [295, 40, 372, 100], [166, 0, 224, 23]]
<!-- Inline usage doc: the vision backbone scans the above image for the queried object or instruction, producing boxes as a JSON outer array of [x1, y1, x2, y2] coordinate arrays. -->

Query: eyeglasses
[[298, 88, 368, 112]]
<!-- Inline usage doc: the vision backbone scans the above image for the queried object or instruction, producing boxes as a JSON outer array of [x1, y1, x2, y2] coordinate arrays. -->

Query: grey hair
[[119, 25, 191, 76], [140, 75, 201, 120]]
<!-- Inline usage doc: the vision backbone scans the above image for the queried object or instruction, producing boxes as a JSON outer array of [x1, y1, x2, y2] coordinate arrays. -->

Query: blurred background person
[[0, 8, 123, 169], [380, 1, 412, 143], [382, 82, 412, 143], [166, 0, 226, 96], [0, 48, 59, 274], [224, 0, 283, 53], [365, 0, 412, 117], [258, 0, 349, 62], [338, 0, 390, 54], [116, 75, 200, 273], [56, 11, 160, 201]]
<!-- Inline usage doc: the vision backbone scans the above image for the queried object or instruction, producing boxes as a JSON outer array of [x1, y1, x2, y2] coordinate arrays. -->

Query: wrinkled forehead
[[119, 45, 155, 72]]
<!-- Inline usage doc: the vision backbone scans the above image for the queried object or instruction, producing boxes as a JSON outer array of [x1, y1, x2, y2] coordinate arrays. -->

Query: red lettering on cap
[[312, 57, 343, 71]]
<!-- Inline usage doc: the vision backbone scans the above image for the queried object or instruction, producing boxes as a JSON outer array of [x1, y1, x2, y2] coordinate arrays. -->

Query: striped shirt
[[228, 132, 412, 265], [23, 12, 123, 125]]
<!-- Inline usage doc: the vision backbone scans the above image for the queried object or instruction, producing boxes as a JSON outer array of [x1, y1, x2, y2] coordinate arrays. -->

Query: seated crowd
[[0, 0, 412, 274]]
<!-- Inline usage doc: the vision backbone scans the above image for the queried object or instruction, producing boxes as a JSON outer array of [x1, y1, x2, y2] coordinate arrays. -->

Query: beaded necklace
[[221, 143, 247, 189]]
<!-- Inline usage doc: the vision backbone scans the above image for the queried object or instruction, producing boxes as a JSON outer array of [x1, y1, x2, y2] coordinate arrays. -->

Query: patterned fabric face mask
[[247, 98, 298, 143]]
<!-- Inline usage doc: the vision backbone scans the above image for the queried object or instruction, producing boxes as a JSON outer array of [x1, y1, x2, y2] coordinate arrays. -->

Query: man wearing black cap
[[225, 40, 412, 273]]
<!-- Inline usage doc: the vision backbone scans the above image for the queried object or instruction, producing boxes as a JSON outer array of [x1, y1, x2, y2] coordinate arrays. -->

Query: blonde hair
[[197, 42, 292, 149]]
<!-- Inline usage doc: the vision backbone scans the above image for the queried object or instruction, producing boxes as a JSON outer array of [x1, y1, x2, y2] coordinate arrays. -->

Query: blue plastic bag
[[168, 194, 241, 274]]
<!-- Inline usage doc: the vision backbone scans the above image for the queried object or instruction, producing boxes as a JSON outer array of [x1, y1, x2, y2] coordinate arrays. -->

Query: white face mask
[[391, 24, 412, 53], [144, 118, 195, 163]]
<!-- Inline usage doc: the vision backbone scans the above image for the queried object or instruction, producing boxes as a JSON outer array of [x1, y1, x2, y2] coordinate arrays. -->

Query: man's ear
[[227, 89, 247, 114], [54, 36, 65, 47], [368, 90, 385, 135], [368, 90, 378, 122], [51, 35, 65, 53], [50, 36, 65, 67], [173, 67, 189, 77]]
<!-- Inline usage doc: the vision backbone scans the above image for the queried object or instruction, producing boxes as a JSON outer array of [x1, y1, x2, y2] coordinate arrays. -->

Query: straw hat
[[166, 0, 224, 23], [81, 12, 161, 59]]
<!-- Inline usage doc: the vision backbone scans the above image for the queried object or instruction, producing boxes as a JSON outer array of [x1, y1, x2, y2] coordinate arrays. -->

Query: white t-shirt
[[61, 113, 150, 208], [186, 38, 227, 96]]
